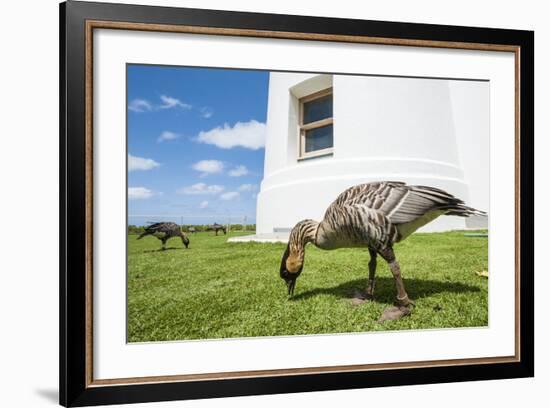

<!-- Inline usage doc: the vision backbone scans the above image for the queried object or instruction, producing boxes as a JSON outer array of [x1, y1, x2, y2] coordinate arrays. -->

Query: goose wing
[[145, 222, 178, 234], [333, 181, 483, 225]]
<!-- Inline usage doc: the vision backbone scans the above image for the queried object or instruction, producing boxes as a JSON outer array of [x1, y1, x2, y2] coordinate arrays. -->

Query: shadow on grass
[[142, 247, 188, 253], [291, 277, 480, 304]]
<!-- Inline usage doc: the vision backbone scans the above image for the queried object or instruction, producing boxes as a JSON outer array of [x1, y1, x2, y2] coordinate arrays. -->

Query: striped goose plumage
[[208, 223, 227, 236], [279, 181, 486, 321], [137, 221, 190, 250]]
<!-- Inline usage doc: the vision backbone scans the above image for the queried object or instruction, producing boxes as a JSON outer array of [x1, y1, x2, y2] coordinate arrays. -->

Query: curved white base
[[257, 157, 470, 234]]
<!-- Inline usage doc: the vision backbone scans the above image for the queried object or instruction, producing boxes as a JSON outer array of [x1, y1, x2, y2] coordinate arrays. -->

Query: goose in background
[[209, 223, 227, 236], [279, 181, 486, 322], [137, 222, 190, 250]]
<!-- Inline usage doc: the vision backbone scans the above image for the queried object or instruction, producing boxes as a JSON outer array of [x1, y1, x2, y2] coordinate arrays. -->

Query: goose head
[[279, 245, 304, 297], [279, 219, 318, 297], [181, 233, 190, 249]]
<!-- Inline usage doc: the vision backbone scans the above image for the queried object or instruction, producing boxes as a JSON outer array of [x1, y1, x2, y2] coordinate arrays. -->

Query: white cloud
[[179, 183, 224, 195], [128, 99, 153, 113], [199, 201, 209, 209], [238, 183, 258, 192], [228, 165, 249, 177], [195, 120, 266, 150], [128, 154, 160, 171], [220, 191, 240, 201], [129, 95, 192, 113], [191, 160, 224, 177], [157, 131, 180, 143], [159, 95, 192, 110], [128, 187, 155, 199], [200, 107, 214, 118]]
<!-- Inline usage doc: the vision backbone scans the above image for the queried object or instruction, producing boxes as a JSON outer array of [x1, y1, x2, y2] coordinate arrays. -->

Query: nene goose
[[209, 223, 227, 236], [279, 181, 486, 322], [137, 222, 190, 250]]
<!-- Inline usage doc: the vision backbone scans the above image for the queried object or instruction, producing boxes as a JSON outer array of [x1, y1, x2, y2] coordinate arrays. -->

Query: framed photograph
[[60, 1, 534, 406]]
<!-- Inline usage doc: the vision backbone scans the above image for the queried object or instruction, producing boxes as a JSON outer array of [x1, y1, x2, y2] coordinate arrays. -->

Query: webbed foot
[[378, 305, 412, 323], [350, 289, 374, 306], [395, 296, 415, 308]]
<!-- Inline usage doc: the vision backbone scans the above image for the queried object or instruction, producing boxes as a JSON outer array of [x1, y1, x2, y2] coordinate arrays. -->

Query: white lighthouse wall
[[449, 81, 490, 226], [257, 72, 489, 235]]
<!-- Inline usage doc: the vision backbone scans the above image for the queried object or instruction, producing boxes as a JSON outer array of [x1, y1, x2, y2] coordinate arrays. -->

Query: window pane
[[305, 125, 333, 153], [303, 94, 332, 124]]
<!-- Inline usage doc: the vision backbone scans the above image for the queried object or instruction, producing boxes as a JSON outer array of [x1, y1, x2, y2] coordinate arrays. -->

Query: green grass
[[127, 230, 488, 342]]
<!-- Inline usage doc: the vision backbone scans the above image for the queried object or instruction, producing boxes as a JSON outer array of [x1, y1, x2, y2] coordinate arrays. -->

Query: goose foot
[[395, 296, 415, 308], [350, 289, 374, 306], [378, 305, 412, 323]]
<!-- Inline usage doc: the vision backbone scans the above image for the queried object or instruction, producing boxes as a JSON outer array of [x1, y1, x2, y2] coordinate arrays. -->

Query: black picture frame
[[60, 1, 534, 406]]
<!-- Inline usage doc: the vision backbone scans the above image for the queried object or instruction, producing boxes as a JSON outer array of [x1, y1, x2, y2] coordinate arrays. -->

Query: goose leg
[[351, 248, 378, 305], [364, 248, 377, 300], [378, 247, 414, 323], [160, 238, 167, 251]]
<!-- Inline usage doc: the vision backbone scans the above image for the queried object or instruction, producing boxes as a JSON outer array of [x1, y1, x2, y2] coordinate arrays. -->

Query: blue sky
[[127, 65, 269, 226]]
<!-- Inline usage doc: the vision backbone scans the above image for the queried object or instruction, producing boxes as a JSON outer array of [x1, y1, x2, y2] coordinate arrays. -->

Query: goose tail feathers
[[408, 185, 487, 218], [444, 204, 487, 218]]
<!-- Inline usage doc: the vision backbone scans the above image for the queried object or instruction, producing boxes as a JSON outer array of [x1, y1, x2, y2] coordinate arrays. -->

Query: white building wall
[[449, 81, 490, 227], [257, 72, 489, 235]]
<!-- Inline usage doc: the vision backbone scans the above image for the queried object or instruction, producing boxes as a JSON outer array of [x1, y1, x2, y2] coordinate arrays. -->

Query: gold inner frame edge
[[84, 19, 522, 388]]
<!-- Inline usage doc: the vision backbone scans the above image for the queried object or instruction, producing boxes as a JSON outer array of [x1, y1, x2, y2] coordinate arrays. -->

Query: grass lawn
[[127, 230, 488, 342]]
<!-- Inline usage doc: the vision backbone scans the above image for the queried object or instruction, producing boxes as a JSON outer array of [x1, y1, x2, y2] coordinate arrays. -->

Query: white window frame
[[298, 87, 334, 160]]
